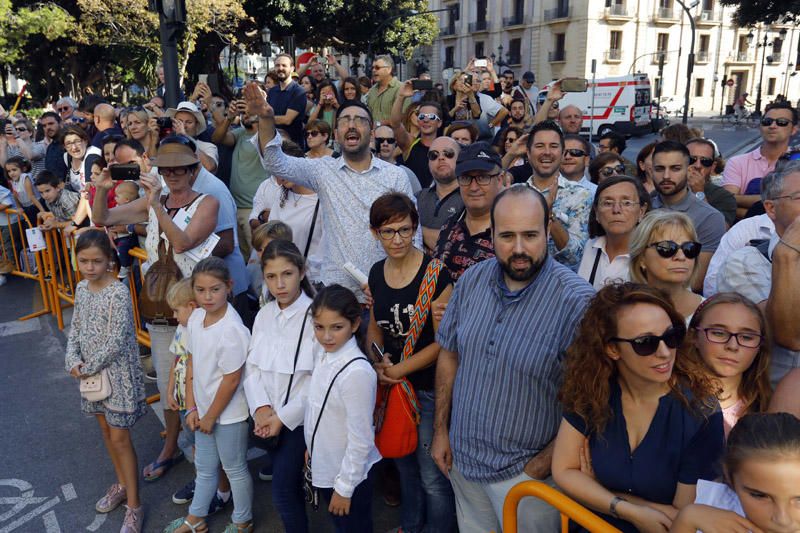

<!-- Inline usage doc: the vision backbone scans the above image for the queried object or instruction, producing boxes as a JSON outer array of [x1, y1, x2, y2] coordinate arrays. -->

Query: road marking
[[42, 511, 61, 533], [0, 496, 59, 532], [59, 484, 76, 502], [85, 514, 106, 532], [0, 319, 40, 337], [0, 479, 46, 523]]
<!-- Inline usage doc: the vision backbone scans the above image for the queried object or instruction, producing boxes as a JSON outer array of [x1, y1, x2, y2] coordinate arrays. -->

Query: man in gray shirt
[[416, 136, 464, 253]]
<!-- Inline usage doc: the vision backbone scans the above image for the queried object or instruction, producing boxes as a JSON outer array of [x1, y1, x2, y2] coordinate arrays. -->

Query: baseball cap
[[455, 141, 503, 175], [522, 71, 535, 83]]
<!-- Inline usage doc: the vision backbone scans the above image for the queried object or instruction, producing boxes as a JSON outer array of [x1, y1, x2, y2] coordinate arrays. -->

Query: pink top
[[722, 147, 777, 194], [722, 399, 745, 439]]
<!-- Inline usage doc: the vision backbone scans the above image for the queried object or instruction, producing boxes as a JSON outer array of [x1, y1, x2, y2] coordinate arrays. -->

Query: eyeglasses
[[457, 172, 501, 186], [376, 226, 415, 240], [57, 106, 71, 112], [597, 199, 640, 210], [564, 148, 587, 158], [375, 137, 396, 145], [306, 131, 321, 138], [771, 191, 800, 202], [648, 240, 702, 259], [600, 164, 626, 177], [610, 324, 686, 356], [15, 127, 28, 133], [64, 140, 85, 147], [336, 115, 371, 128], [427, 149, 456, 161], [160, 166, 193, 177], [696, 327, 763, 349], [417, 113, 441, 122], [761, 117, 793, 127], [688, 156, 714, 168]]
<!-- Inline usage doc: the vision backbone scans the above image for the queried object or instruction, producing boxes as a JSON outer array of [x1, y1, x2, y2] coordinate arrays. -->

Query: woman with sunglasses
[[304, 120, 334, 159], [579, 176, 650, 289], [392, 82, 444, 189], [366, 193, 455, 533], [629, 211, 705, 323], [589, 152, 627, 185], [497, 126, 526, 168], [552, 282, 724, 533]]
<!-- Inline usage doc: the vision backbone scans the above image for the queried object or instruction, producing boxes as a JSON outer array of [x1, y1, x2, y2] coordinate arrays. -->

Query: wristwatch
[[609, 496, 626, 518], [550, 211, 569, 225], [695, 191, 706, 201]]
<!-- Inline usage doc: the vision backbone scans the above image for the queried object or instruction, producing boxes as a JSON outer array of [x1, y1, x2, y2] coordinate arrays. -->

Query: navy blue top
[[268, 81, 308, 146], [563, 380, 724, 533]]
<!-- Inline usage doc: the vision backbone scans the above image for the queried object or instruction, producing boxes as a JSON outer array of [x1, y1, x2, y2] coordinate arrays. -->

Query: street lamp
[[747, 27, 782, 115], [150, 0, 186, 108], [674, 0, 699, 125], [491, 45, 510, 69], [261, 26, 271, 72]]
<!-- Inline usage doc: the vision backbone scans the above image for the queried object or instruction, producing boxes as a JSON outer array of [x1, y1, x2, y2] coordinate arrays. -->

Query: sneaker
[[95, 483, 127, 513], [145, 369, 157, 382], [172, 480, 195, 504], [258, 464, 273, 481], [118, 266, 130, 279], [120, 505, 144, 533], [208, 492, 230, 515], [0, 275, 6, 286]]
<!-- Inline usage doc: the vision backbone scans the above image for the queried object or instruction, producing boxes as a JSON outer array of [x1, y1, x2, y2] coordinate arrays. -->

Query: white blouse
[[303, 337, 381, 497], [186, 304, 250, 425], [268, 191, 324, 283], [577, 237, 631, 290], [243, 293, 316, 430]]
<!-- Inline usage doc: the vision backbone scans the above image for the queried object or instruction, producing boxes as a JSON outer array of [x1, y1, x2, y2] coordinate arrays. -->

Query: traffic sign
[[726, 79, 734, 87]]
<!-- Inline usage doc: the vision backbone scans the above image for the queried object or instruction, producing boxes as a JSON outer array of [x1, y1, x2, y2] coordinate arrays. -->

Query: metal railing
[[606, 49, 622, 61], [549, 50, 566, 62], [696, 50, 710, 62], [544, 6, 571, 20], [468, 20, 489, 32], [605, 4, 629, 16], [652, 51, 669, 63], [656, 7, 675, 18], [439, 25, 456, 36], [503, 14, 526, 26]]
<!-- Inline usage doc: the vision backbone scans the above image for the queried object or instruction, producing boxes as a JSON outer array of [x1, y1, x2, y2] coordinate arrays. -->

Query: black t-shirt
[[401, 139, 433, 188], [509, 161, 533, 184], [368, 255, 452, 392]]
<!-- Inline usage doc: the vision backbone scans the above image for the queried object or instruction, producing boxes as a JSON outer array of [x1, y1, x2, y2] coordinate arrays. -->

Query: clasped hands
[[253, 405, 283, 439]]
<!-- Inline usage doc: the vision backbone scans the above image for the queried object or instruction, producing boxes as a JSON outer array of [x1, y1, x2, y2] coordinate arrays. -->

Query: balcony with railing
[[468, 20, 489, 32], [549, 50, 566, 62], [605, 49, 623, 62], [726, 51, 754, 63], [603, 4, 632, 21], [694, 9, 721, 25], [652, 6, 678, 24], [439, 25, 457, 37], [503, 14, 526, 26], [651, 51, 670, 64], [696, 50, 710, 63], [544, 6, 571, 22], [770, 52, 783, 62]]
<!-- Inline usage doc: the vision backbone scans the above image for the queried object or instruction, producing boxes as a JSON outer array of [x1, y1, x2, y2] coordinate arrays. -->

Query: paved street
[[0, 120, 764, 533]]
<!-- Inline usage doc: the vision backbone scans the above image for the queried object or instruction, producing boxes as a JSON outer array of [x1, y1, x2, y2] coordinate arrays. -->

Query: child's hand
[[166, 394, 180, 411], [262, 413, 284, 438], [69, 364, 83, 378], [186, 410, 200, 431], [328, 491, 351, 516], [197, 414, 216, 434], [253, 405, 274, 433]]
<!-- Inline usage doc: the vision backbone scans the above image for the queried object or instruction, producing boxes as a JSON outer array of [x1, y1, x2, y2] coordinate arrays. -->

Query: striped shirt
[[436, 256, 594, 483]]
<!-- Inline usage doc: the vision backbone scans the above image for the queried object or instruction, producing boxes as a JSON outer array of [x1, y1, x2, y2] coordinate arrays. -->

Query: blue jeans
[[394, 389, 457, 533], [267, 425, 308, 533], [319, 474, 373, 533], [190, 420, 253, 523]]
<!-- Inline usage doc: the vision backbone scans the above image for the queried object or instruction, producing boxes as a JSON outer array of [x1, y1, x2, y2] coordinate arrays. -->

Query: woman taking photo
[[126, 108, 158, 158], [578, 176, 650, 289], [61, 125, 102, 192], [308, 81, 341, 132], [552, 283, 724, 533], [366, 193, 455, 533], [446, 72, 481, 122], [629, 211, 704, 323]]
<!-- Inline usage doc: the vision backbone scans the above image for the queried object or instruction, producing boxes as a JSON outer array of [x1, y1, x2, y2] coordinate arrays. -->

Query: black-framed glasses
[[564, 148, 587, 158], [696, 327, 763, 348], [457, 172, 501, 186], [761, 117, 793, 127], [610, 324, 686, 356], [427, 149, 456, 161], [160, 166, 193, 177], [649, 240, 702, 259], [600, 164, 626, 177], [417, 113, 441, 122], [375, 137, 395, 145], [689, 155, 714, 168], [15, 127, 28, 133], [376, 226, 415, 240], [306, 130, 321, 138]]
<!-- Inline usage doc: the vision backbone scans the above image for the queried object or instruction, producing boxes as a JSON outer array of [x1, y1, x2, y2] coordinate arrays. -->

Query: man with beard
[[38, 111, 67, 180], [432, 184, 594, 533], [211, 97, 265, 258], [416, 137, 464, 252], [391, 80, 444, 188], [245, 84, 415, 301], [520, 121, 592, 271], [651, 140, 726, 291], [685, 137, 736, 227], [266, 53, 308, 146], [434, 142, 503, 281]]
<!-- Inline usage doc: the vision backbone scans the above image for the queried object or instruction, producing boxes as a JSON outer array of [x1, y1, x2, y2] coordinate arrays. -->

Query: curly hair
[[559, 282, 720, 436], [687, 292, 772, 415]]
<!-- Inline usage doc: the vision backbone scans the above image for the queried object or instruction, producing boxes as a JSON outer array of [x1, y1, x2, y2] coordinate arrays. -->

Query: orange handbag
[[374, 259, 443, 458]]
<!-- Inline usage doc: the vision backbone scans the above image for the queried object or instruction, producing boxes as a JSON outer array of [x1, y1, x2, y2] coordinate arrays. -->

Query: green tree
[[718, 0, 799, 26]]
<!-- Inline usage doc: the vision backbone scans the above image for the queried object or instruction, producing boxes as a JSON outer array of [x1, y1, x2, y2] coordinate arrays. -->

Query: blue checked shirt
[[436, 256, 594, 483]]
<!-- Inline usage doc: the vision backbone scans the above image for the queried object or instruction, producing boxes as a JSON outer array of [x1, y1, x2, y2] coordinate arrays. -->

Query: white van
[[537, 74, 654, 137]]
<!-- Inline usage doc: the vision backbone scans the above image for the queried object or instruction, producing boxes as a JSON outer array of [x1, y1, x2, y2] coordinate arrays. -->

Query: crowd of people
[[2, 52, 800, 533]]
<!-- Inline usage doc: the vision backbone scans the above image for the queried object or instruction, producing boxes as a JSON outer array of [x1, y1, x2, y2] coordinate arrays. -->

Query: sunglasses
[[761, 117, 793, 127], [417, 113, 441, 122], [57, 106, 71, 112], [600, 164, 626, 177], [375, 137, 396, 145], [649, 240, 702, 259], [427, 149, 456, 161], [15, 127, 28, 133], [689, 156, 714, 167], [564, 148, 587, 158], [306, 130, 321, 137], [610, 324, 686, 356]]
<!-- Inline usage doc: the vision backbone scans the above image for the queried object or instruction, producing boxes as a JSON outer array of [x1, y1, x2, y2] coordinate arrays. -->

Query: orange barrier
[[127, 246, 151, 348], [41, 227, 81, 330], [502, 481, 623, 533], [0, 208, 53, 322]]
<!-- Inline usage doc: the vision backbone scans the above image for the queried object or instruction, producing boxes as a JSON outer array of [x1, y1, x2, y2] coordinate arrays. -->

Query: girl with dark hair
[[244, 240, 316, 532], [66, 229, 146, 532], [306, 284, 380, 532], [687, 293, 772, 437], [341, 77, 361, 102], [5, 155, 44, 222], [671, 413, 800, 532], [552, 282, 724, 533], [636, 142, 657, 193], [308, 81, 341, 133]]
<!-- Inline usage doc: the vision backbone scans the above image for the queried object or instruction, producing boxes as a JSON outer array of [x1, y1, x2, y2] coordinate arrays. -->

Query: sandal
[[162, 516, 207, 533], [143, 451, 183, 482], [222, 522, 253, 533]]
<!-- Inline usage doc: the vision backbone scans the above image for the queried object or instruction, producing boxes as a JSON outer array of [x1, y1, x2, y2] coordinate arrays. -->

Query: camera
[[156, 117, 173, 138]]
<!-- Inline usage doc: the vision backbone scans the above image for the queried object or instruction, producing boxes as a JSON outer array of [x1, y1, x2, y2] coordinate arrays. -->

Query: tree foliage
[[718, 0, 799, 26]]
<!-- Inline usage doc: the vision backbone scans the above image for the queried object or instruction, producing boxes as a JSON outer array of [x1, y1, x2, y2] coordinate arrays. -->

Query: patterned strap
[[401, 258, 444, 360]]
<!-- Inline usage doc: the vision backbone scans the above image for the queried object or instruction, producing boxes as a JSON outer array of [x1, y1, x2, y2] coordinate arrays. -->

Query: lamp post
[[748, 27, 786, 115], [150, 0, 186, 108], [261, 26, 271, 73], [674, 0, 698, 125]]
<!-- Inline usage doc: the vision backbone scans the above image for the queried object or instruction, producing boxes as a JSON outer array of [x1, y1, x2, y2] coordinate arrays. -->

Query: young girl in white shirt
[[164, 257, 253, 533], [306, 284, 381, 532], [671, 412, 800, 533], [243, 239, 316, 532]]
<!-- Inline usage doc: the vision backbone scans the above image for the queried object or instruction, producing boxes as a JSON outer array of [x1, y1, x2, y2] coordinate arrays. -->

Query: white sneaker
[[118, 266, 130, 279], [0, 275, 7, 286]]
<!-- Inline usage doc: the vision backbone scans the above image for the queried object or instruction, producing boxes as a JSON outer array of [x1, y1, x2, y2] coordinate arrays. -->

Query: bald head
[[94, 103, 116, 129], [428, 136, 460, 185], [558, 104, 583, 134], [374, 125, 396, 161]]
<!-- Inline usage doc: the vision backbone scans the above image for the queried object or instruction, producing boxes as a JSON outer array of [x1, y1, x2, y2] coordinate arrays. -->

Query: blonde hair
[[629, 210, 700, 286], [166, 278, 195, 309], [252, 220, 293, 251]]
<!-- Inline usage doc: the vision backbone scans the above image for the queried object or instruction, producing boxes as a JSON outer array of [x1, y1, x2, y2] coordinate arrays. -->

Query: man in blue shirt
[[433, 184, 594, 532], [267, 53, 307, 146]]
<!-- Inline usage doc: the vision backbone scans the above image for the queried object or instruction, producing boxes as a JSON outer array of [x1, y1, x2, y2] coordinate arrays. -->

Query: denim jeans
[[318, 474, 373, 533], [267, 425, 308, 533], [190, 420, 253, 523], [394, 389, 457, 533]]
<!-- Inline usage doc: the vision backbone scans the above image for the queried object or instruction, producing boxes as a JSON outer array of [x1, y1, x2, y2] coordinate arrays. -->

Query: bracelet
[[778, 239, 800, 256], [186, 407, 197, 415], [609, 496, 625, 518]]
